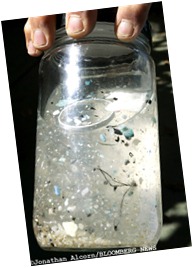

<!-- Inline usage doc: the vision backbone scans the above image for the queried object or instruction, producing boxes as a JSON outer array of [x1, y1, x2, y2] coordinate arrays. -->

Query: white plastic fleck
[[81, 114, 90, 121], [81, 187, 89, 196], [64, 198, 69, 206], [66, 117, 72, 123], [48, 208, 54, 215], [62, 221, 78, 237], [53, 110, 60, 116], [74, 118, 81, 125], [78, 223, 84, 230], [59, 156, 66, 162], [67, 206, 76, 212], [58, 205, 62, 211]]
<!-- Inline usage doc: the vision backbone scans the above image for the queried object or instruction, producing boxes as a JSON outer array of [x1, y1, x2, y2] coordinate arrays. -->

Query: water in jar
[[33, 83, 162, 250]]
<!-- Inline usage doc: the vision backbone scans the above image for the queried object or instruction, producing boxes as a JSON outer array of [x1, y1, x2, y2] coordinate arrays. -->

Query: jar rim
[[43, 22, 151, 58]]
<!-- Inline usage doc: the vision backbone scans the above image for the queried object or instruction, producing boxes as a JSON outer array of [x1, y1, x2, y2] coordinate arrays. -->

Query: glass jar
[[33, 22, 162, 251]]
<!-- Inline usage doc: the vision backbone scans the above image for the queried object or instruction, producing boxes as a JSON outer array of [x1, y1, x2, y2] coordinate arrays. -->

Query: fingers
[[24, 5, 151, 57], [24, 15, 56, 56], [115, 3, 152, 41], [24, 11, 97, 56], [65, 10, 98, 39]]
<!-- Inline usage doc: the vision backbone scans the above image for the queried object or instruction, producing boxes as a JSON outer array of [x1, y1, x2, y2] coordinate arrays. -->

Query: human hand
[[24, 4, 151, 57]]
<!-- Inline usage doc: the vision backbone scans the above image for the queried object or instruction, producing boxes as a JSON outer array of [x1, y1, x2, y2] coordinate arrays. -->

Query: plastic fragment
[[54, 185, 61, 196], [100, 133, 107, 142]]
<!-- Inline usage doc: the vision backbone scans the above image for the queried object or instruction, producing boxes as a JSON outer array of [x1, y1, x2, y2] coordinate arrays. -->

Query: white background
[[0, 0, 193, 267]]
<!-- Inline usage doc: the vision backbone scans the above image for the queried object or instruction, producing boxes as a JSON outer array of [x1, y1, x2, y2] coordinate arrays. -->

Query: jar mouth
[[43, 22, 151, 59]]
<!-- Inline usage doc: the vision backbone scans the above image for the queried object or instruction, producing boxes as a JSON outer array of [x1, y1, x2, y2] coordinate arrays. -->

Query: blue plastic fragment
[[120, 126, 134, 140], [100, 133, 107, 142], [56, 99, 68, 107], [54, 185, 61, 196], [85, 80, 92, 86]]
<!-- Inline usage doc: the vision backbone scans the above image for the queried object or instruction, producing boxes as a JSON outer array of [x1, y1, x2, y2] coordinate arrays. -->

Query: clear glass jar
[[33, 22, 162, 251]]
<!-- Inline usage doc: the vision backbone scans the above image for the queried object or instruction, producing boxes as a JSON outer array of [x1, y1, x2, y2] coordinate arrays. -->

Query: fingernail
[[27, 40, 37, 55], [67, 15, 84, 34], [117, 19, 134, 39], [33, 29, 47, 47]]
